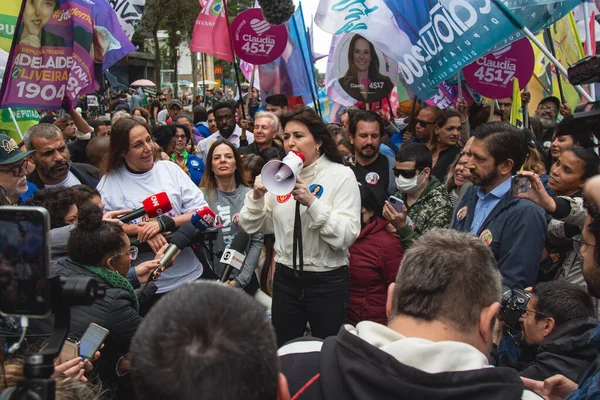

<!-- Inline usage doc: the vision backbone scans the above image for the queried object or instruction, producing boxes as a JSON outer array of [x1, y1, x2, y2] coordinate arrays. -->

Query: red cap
[[142, 192, 172, 218]]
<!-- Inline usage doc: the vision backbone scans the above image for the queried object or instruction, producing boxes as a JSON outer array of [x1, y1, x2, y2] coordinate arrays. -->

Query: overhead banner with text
[[315, 0, 581, 99]]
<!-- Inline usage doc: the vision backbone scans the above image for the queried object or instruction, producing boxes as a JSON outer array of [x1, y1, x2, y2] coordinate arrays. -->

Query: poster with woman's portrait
[[332, 33, 398, 104]]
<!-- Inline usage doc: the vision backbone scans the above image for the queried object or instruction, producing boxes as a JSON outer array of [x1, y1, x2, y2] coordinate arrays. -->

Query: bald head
[[86, 136, 110, 172]]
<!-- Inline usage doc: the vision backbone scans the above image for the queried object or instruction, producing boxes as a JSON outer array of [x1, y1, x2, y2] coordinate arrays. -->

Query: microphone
[[150, 223, 196, 281], [119, 192, 173, 224], [258, 0, 295, 25], [190, 206, 217, 231], [220, 231, 250, 282]]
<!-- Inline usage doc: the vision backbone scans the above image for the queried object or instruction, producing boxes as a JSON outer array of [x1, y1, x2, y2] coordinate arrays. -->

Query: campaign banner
[[315, 0, 581, 99], [231, 8, 288, 65], [0, 108, 39, 141], [0, 0, 96, 110], [190, 0, 234, 62], [92, 0, 136, 71], [463, 38, 534, 99]]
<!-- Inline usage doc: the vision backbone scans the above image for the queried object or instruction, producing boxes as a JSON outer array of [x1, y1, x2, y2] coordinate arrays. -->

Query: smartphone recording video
[[511, 176, 531, 196], [0, 206, 51, 318]]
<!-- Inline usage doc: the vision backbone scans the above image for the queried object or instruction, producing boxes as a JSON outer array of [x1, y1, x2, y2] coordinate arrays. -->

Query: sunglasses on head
[[393, 168, 418, 179], [417, 119, 434, 128]]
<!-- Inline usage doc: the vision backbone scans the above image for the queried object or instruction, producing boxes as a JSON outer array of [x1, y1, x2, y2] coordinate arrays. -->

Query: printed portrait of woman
[[18, 0, 64, 48], [337, 34, 394, 104]]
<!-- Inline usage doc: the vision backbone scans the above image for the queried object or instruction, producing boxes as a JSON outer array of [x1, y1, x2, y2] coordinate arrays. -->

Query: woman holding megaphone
[[240, 107, 361, 347]]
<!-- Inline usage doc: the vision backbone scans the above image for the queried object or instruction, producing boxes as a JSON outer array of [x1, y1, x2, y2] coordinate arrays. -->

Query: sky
[[294, 0, 332, 73]]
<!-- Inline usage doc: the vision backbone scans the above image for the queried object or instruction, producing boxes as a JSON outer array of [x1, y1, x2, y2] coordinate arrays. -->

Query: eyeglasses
[[175, 134, 187, 142], [537, 105, 557, 114], [522, 309, 547, 320], [572, 237, 600, 254], [109, 246, 138, 261], [417, 119, 434, 128], [393, 168, 418, 179], [0, 159, 28, 177]]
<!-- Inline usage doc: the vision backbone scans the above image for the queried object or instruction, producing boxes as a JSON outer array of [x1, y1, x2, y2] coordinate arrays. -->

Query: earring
[[315, 146, 320, 154]]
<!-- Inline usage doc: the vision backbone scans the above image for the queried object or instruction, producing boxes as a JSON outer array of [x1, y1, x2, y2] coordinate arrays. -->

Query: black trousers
[[272, 264, 348, 347]]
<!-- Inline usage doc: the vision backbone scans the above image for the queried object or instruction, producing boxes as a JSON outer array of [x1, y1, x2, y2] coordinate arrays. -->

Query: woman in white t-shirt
[[97, 117, 208, 298]]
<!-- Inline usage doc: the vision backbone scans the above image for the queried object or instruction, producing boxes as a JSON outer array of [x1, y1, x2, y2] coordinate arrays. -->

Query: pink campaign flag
[[190, 0, 234, 62]]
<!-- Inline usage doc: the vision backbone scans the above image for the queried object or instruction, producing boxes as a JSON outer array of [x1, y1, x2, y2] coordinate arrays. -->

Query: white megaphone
[[261, 151, 306, 195]]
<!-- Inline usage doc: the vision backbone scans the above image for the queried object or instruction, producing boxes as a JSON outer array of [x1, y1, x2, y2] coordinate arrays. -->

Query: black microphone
[[220, 231, 250, 282], [258, 0, 295, 25], [150, 223, 196, 281]]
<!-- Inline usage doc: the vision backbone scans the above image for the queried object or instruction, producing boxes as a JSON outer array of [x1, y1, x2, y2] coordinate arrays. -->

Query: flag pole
[[7, 108, 23, 140], [492, 0, 593, 102], [523, 84, 529, 129], [583, 1, 596, 99], [545, 28, 566, 104]]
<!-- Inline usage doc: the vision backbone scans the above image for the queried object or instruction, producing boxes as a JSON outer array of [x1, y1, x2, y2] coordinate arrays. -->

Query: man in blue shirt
[[451, 122, 546, 288]]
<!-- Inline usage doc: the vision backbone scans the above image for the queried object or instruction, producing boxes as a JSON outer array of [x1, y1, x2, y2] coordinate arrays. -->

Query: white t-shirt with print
[[97, 161, 208, 293]]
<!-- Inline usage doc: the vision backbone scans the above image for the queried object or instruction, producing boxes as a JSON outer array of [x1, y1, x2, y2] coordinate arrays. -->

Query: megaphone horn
[[261, 151, 305, 196]]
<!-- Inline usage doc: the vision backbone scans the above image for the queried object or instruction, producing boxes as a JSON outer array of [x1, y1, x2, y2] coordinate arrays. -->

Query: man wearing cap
[[23, 124, 99, 190], [168, 99, 184, 121], [0, 134, 35, 204]]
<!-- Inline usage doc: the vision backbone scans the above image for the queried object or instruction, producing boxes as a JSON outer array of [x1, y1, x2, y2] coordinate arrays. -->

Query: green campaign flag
[[0, 108, 39, 141]]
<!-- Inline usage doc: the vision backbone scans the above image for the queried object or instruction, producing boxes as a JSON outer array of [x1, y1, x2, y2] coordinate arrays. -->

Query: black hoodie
[[281, 327, 537, 400]]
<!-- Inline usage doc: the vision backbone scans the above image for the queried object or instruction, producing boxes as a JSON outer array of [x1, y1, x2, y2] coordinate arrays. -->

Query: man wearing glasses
[[402, 106, 440, 144], [498, 281, 597, 383], [532, 96, 573, 148], [0, 134, 36, 205]]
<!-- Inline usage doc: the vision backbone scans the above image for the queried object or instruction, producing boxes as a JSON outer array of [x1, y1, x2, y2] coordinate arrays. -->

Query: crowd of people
[[0, 86, 599, 400]]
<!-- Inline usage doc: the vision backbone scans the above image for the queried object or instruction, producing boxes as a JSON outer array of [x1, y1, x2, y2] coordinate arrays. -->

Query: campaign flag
[[257, 5, 319, 108], [190, 0, 234, 62], [316, 0, 581, 99], [92, 0, 136, 71], [509, 77, 523, 128], [106, 0, 145, 40], [0, 0, 21, 53], [0, 108, 40, 141]]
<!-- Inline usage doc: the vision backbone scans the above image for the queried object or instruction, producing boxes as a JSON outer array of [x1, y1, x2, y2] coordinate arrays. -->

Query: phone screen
[[80, 323, 109, 360], [0, 206, 51, 317]]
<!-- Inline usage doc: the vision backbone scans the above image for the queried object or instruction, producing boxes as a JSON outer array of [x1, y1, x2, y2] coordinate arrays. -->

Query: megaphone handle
[[292, 202, 303, 276]]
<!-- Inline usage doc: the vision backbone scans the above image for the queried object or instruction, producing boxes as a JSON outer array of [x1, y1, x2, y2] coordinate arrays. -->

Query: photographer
[[497, 282, 597, 383], [27, 204, 171, 396], [515, 148, 599, 286]]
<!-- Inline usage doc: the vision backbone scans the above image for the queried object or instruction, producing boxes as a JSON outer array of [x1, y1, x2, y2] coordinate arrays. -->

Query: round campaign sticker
[[479, 229, 494, 246], [463, 38, 534, 99], [309, 184, 324, 199], [456, 206, 468, 222], [230, 8, 288, 65], [332, 33, 398, 103], [365, 172, 380, 185], [277, 194, 291, 203]]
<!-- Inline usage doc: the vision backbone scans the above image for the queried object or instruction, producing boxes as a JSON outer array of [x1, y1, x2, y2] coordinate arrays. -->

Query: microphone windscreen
[[191, 206, 216, 231], [170, 224, 197, 249], [229, 231, 250, 253], [142, 192, 172, 218], [258, 0, 295, 25]]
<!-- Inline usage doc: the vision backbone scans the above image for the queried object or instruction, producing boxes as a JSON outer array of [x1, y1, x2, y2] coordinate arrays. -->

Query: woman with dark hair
[[18, 0, 64, 48], [242, 154, 265, 187], [27, 187, 78, 228], [132, 107, 150, 124], [347, 186, 403, 325], [428, 108, 463, 181], [337, 34, 394, 103], [97, 117, 209, 297], [153, 124, 205, 185], [544, 118, 595, 172], [517, 147, 600, 286], [199, 140, 263, 293], [240, 107, 361, 346], [27, 204, 166, 395]]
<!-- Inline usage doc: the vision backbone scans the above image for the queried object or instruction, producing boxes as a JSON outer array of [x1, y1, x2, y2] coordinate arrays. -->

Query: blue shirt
[[379, 143, 395, 160], [469, 177, 512, 234]]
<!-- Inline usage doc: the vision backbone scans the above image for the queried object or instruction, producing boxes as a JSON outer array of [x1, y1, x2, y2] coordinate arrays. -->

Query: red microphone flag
[[141, 192, 172, 218]]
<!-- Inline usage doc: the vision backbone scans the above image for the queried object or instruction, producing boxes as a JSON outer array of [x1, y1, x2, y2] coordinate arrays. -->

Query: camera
[[501, 286, 531, 333], [566, 56, 600, 142]]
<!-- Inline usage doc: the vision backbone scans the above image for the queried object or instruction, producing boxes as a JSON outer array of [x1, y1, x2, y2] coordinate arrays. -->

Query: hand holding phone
[[388, 196, 404, 213], [80, 323, 109, 360], [511, 175, 531, 196]]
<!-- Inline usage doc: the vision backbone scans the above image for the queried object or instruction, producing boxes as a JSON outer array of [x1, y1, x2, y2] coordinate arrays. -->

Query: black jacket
[[280, 327, 530, 400], [520, 318, 599, 383], [27, 162, 100, 190], [28, 259, 142, 394]]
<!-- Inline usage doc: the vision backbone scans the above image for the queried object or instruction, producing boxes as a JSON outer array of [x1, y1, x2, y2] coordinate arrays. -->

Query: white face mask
[[395, 171, 423, 194]]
